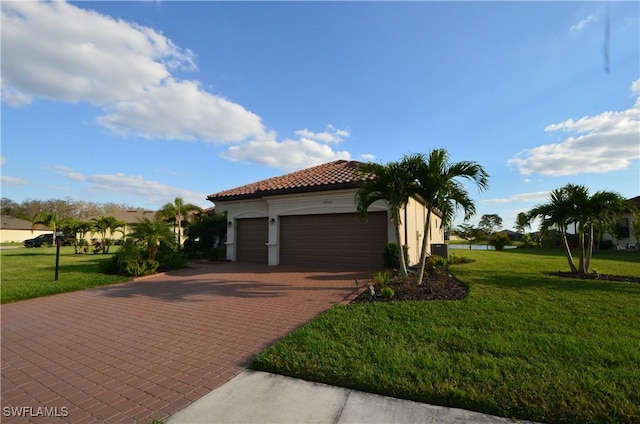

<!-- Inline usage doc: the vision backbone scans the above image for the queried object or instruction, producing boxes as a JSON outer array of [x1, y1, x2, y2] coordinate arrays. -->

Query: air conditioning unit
[[430, 243, 449, 258]]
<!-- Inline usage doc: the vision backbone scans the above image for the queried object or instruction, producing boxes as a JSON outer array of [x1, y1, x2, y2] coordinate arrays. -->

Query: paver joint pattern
[[1, 262, 364, 423]]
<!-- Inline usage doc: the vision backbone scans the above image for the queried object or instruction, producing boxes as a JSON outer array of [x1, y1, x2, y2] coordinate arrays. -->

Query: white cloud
[[97, 79, 263, 142], [508, 91, 640, 176], [632, 79, 640, 95], [0, 1, 263, 144], [570, 11, 599, 32], [43, 164, 208, 207], [360, 153, 376, 161], [1, 1, 358, 165], [44, 165, 87, 181], [221, 131, 351, 171], [0, 175, 29, 186], [293, 125, 350, 144], [484, 191, 550, 204], [87, 173, 208, 207]]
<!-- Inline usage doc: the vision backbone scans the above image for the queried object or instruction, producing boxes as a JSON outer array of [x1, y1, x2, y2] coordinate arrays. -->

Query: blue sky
[[1, 1, 638, 231]]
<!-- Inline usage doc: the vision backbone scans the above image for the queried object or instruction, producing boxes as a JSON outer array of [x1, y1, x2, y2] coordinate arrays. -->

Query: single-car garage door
[[236, 218, 268, 263], [280, 212, 388, 270]]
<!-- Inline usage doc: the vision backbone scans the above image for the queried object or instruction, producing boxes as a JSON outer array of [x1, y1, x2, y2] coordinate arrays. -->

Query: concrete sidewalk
[[168, 370, 535, 424]]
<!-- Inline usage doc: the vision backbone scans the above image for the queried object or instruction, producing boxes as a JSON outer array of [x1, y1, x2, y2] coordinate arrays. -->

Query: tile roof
[[207, 160, 370, 201]]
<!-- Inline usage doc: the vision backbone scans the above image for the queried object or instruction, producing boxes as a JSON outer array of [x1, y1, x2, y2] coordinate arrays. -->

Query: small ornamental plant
[[380, 286, 395, 299]]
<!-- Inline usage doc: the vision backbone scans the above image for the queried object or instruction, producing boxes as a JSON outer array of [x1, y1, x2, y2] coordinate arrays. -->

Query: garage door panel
[[280, 212, 387, 270], [236, 218, 268, 263]]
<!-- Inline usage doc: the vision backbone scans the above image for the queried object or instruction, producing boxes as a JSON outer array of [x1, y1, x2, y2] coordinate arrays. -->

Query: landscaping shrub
[[165, 251, 189, 269], [380, 286, 395, 299], [383, 242, 409, 269], [100, 240, 158, 277], [488, 233, 512, 250]]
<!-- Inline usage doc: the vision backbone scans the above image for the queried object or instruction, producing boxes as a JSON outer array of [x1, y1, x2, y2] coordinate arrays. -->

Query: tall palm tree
[[31, 211, 61, 244], [515, 212, 530, 234], [130, 217, 176, 261], [91, 216, 125, 254], [412, 149, 489, 285], [527, 185, 579, 273], [355, 158, 421, 278], [157, 197, 202, 248], [60, 217, 93, 253], [527, 184, 631, 275]]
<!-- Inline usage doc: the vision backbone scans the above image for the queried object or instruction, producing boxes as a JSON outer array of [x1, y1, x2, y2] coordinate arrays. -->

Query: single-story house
[[0, 216, 51, 243], [81, 209, 157, 243], [207, 160, 444, 270], [602, 195, 640, 248], [498, 229, 523, 241]]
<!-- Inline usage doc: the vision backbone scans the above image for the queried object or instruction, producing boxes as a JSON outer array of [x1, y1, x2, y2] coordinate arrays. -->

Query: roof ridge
[[208, 159, 368, 201]]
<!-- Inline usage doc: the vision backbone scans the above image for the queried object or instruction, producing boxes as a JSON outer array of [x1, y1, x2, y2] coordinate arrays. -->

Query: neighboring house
[[207, 160, 444, 270], [498, 229, 523, 241], [0, 216, 50, 243], [83, 210, 157, 243], [602, 195, 640, 248]]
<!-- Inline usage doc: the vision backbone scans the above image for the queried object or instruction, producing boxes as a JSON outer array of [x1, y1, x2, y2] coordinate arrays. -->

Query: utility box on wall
[[431, 243, 449, 258]]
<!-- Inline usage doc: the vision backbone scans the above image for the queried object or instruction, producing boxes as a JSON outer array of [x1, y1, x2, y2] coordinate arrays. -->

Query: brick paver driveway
[[1, 262, 367, 423]]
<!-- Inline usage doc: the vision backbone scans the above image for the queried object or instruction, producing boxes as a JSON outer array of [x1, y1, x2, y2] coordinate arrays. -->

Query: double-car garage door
[[236, 212, 388, 270]]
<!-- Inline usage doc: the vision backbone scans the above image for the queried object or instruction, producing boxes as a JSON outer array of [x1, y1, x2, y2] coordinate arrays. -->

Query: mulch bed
[[352, 269, 639, 304], [551, 272, 640, 284], [352, 273, 468, 303]]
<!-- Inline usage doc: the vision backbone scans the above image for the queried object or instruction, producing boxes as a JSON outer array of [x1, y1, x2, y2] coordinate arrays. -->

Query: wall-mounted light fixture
[[228, 221, 233, 227], [270, 218, 276, 225]]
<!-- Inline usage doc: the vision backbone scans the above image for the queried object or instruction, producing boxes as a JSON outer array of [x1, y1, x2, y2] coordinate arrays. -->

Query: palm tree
[[157, 197, 202, 248], [527, 184, 631, 275], [515, 212, 530, 234], [31, 211, 61, 244], [91, 216, 125, 254], [130, 217, 176, 261], [60, 218, 93, 253], [355, 158, 421, 278], [412, 149, 489, 285], [527, 186, 579, 273]]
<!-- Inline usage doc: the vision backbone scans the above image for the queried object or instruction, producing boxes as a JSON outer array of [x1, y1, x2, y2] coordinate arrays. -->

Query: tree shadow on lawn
[[460, 269, 640, 295], [501, 247, 640, 264]]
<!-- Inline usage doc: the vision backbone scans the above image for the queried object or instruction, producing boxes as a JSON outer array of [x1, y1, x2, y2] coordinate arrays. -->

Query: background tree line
[[1, 197, 139, 221]]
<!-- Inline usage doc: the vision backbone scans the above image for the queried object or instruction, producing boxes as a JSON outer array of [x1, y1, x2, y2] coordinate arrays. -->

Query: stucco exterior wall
[[398, 198, 444, 265], [0, 229, 51, 243]]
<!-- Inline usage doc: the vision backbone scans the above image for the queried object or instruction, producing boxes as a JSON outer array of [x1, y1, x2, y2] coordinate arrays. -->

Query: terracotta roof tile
[[207, 160, 370, 201]]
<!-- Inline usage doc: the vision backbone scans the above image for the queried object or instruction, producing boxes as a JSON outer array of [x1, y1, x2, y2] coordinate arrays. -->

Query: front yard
[[1, 246, 131, 303], [252, 248, 640, 424]]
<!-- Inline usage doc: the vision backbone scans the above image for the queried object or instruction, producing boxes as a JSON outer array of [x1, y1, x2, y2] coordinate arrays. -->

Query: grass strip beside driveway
[[1, 246, 131, 303], [252, 249, 640, 424]]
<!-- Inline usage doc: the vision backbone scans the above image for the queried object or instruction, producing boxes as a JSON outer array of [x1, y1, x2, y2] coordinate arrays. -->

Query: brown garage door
[[280, 212, 388, 270], [236, 218, 268, 263]]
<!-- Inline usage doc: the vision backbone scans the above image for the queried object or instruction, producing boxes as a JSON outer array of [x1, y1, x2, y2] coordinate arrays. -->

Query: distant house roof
[[89, 210, 157, 224], [207, 160, 371, 202], [629, 196, 640, 209], [1, 216, 49, 231]]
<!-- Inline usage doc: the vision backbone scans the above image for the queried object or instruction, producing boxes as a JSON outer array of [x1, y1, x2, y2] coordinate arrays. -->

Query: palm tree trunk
[[415, 209, 432, 286], [578, 227, 587, 275], [177, 216, 182, 248], [585, 223, 594, 274], [394, 223, 408, 279], [560, 227, 578, 274]]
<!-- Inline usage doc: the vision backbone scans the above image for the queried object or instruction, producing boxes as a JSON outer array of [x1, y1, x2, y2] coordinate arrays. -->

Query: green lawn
[[252, 248, 640, 424], [1, 246, 131, 303]]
